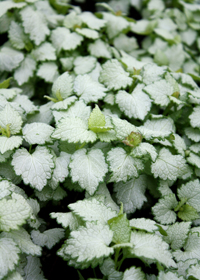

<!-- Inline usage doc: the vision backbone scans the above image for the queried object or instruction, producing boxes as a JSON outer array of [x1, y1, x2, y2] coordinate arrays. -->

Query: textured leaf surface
[[79, 12, 106, 30], [187, 152, 200, 168], [52, 72, 73, 99], [86, 182, 119, 213], [0, 89, 17, 100], [96, 128, 116, 143], [131, 143, 157, 162], [49, 152, 71, 188], [154, 28, 175, 42], [123, 266, 146, 280], [1, 228, 41, 256], [51, 96, 77, 111], [102, 12, 129, 39], [152, 194, 178, 224], [0, 237, 20, 279], [23, 123, 54, 145], [114, 175, 147, 213], [63, 11, 82, 29], [88, 39, 111, 58], [114, 34, 138, 53], [53, 100, 91, 123], [190, 106, 200, 128], [51, 27, 83, 51], [70, 149, 108, 195], [151, 148, 188, 180], [68, 198, 116, 225], [99, 59, 132, 90], [27, 101, 53, 124], [0, 46, 24, 72], [129, 218, 158, 233], [107, 147, 144, 183], [50, 212, 81, 231], [51, 27, 83, 52], [74, 74, 107, 103], [173, 134, 186, 156], [26, 198, 41, 229], [37, 62, 58, 82], [176, 259, 198, 278], [100, 258, 123, 280], [31, 42, 56, 61], [108, 213, 131, 244], [185, 127, 200, 142], [88, 105, 111, 133], [163, 222, 191, 250], [89, 61, 102, 81], [0, 193, 31, 231], [60, 57, 74, 71], [139, 118, 174, 141], [74, 56, 96, 75], [8, 21, 28, 50], [177, 180, 200, 211], [0, 151, 11, 164], [0, 1, 26, 18], [76, 28, 99, 39], [130, 231, 176, 268], [0, 180, 13, 199], [0, 160, 22, 185], [116, 85, 152, 120], [14, 56, 36, 86], [188, 263, 200, 279], [0, 103, 22, 134], [24, 256, 46, 280], [111, 118, 138, 140], [131, 19, 157, 35], [0, 136, 22, 154], [158, 271, 184, 280], [120, 51, 146, 72], [31, 228, 65, 249], [20, 6, 49, 45], [12, 146, 54, 191], [63, 222, 114, 263], [176, 201, 199, 221], [141, 63, 166, 85], [34, 185, 67, 202], [52, 117, 96, 143], [165, 45, 186, 71], [173, 232, 200, 261], [144, 79, 173, 106]]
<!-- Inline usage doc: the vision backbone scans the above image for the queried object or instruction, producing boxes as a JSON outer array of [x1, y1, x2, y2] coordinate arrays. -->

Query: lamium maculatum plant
[[1, 0, 200, 279]]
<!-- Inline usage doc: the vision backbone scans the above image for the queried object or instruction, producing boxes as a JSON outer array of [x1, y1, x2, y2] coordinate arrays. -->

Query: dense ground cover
[[1, 0, 200, 279]]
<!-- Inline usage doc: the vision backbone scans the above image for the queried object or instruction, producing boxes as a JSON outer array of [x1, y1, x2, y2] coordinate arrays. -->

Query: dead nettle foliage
[[1, 0, 200, 279]]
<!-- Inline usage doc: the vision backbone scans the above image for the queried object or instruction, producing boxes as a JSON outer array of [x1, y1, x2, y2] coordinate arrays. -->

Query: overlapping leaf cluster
[[97, 0, 200, 79], [1, 0, 200, 279]]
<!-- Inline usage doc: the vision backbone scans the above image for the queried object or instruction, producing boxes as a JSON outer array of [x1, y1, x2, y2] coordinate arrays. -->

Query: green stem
[[116, 255, 125, 271], [44, 95, 58, 103], [129, 80, 135, 93], [77, 270, 85, 280], [29, 145, 32, 154], [77, 142, 86, 150], [114, 248, 121, 269], [93, 268, 97, 278], [174, 197, 187, 212], [163, 102, 174, 116]]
